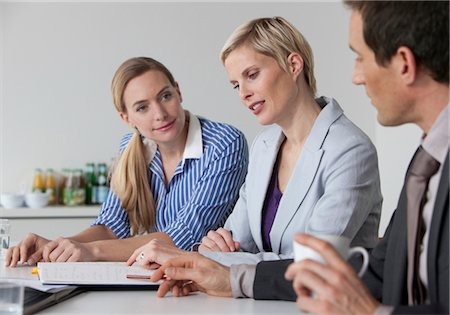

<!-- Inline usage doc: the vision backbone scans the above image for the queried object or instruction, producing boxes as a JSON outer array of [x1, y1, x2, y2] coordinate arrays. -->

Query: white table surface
[[1, 263, 302, 315]]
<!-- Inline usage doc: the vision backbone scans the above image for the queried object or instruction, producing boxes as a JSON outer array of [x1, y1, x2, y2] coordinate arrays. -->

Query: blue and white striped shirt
[[94, 112, 249, 250]]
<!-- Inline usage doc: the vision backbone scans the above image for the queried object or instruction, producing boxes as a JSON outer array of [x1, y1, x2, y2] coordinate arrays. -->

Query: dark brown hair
[[345, 1, 448, 83]]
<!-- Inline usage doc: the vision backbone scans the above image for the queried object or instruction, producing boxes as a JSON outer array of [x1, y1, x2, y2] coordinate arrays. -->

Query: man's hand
[[5, 233, 50, 267], [151, 253, 232, 298], [285, 234, 379, 315]]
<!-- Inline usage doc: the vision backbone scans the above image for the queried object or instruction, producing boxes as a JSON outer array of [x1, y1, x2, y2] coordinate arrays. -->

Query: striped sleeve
[[92, 189, 131, 239], [163, 132, 249, 250]]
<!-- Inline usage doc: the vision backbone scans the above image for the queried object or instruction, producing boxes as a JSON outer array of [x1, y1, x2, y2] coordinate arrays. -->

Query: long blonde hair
[[220, 17, 317, 95], [110, 57, 177, 235]]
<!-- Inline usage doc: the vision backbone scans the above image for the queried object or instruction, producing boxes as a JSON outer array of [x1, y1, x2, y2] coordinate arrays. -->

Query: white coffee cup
[[293, 234, 369, 277]]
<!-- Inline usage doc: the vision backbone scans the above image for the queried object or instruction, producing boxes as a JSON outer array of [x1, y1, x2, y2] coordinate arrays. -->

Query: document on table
[[37, 262, 158, 286]]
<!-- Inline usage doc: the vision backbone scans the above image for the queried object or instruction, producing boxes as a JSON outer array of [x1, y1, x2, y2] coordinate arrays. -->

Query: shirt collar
[[143, 111, 203, 165], [421, 104, 449, 164], [182, 111, 203, 160]]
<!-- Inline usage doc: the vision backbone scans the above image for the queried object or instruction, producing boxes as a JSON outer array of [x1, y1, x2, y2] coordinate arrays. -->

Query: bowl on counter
[[0, 193, 25, 209], [25, 192, 49, 208]]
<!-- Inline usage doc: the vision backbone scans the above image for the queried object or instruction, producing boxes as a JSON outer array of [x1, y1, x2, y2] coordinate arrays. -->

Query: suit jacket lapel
[[384, 185, 409, 304], [270, 148, 324, 253], [249, 129, 285, 251], [270, 97, 343, 253], [426, 153, 449, 300]]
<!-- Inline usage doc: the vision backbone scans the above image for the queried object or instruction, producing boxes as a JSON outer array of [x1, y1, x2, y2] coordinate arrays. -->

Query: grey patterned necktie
[[406, 146, 440, 305]]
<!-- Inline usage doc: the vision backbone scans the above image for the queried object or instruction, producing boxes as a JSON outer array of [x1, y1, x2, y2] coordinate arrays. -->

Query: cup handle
[[349, 246, 369, 277]]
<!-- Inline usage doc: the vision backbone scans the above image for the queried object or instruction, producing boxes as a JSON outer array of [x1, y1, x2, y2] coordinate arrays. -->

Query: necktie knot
[[409, 146, 440, 180]]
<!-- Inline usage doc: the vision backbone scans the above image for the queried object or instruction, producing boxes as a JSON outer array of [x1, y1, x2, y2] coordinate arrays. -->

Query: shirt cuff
[[373, 304, 394, 315], [230, 264, 257, 299], [163, 224, 194, 250]]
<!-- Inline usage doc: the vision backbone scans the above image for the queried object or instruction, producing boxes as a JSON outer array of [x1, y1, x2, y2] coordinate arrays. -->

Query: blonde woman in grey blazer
[[199, 17, 382, 266]]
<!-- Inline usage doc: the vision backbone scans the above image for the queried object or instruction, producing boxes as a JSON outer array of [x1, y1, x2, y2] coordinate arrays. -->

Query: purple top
[[261, 159, 283, 251]]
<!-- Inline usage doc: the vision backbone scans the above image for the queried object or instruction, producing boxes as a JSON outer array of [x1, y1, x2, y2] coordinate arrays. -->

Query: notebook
[[36, 262, 159, 286]]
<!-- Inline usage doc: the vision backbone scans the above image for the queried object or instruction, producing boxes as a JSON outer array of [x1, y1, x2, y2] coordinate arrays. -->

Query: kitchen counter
[[0, 206, 100, 243], [0, 206, 99, 218]]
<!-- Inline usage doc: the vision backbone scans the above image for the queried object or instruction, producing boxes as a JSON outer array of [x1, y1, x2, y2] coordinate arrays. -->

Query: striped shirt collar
[[142, 111, 203, 166], [183, 111, 203, 160]]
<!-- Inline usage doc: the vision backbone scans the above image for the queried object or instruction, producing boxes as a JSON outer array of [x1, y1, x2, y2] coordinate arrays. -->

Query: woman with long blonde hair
[[6, 57, 248, 265]]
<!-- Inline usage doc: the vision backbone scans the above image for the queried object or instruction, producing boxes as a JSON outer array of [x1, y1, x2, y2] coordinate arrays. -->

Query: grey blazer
[[204, 97, 382, 266]]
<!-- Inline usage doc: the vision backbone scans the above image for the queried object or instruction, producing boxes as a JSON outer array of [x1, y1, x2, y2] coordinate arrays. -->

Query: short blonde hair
[[220, 17, 317, 95]]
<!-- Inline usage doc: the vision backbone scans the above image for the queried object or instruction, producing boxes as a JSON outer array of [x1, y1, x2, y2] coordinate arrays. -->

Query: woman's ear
[[119, 112, 134, 129], [287, 52, 304, 80], [393, 46, 417, 85], [175, 82, 183, 103]]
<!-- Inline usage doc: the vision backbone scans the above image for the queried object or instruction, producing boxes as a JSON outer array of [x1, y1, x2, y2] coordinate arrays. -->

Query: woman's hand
[[127, 239, 186, 269], [198, 228, 240, 253], [41, 237, 97, 262], [5, 233, 50, 267]]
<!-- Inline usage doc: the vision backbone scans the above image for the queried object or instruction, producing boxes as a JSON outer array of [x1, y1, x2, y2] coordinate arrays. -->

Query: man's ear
[[287, 52, 304, 81], [393, 46, 417, 85]]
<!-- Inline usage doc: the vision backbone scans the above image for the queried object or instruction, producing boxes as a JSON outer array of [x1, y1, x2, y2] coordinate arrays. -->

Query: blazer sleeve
[[253, 259, 296, 301], [224, 181, 258, 253], [201, 251, 292, 266], [224, 135, 261, 253]]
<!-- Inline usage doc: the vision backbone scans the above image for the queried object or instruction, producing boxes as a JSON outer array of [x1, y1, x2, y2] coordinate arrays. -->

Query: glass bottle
[[32, 168, 45, 193], [84, 163, 97, 205], [73, 169, 86, 205], [97, 163, 109, 204], [45, 168, 57, 205], [63, 169, 74, 206], [58, 168, 69, 205]]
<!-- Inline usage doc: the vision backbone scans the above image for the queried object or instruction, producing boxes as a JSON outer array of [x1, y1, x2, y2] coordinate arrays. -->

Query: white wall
[[0, 2, 420, 236], [0, 4, 4, 200]]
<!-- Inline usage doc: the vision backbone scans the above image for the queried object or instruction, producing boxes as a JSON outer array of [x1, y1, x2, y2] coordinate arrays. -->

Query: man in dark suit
[[151, 2, 448, 313], [283, 2, 449, 314]]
